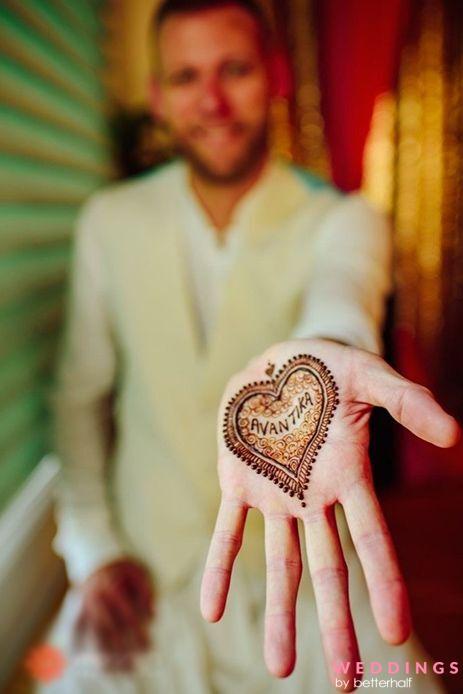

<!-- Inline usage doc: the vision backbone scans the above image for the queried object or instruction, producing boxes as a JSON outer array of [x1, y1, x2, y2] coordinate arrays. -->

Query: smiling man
[[146, 0, 279, 252], [47, 1, 457, 692], [152, 0, 272, 185]]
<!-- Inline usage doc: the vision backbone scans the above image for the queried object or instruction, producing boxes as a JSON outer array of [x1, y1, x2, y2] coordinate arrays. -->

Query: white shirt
[[178, 167, 244, 347]]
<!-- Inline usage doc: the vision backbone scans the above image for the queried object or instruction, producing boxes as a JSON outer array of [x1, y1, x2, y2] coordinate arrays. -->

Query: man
[[48, 0, 458, 692]]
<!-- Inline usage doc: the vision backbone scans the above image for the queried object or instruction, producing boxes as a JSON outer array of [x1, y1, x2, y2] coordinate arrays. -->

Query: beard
[[174, 121, 269, 185]]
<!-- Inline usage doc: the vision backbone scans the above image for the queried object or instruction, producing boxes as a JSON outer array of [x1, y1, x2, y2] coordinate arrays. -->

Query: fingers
[[264, 515, 302, 678], [73, 609, 87, 651], [200, 498, 247, 622], [79, 596, 133, 670], [74, 582, 151, 670], [104, 583, 150, 651], [94, 594, 134, 669], [121, 564, 154, 618], [360, 357, 460, 448], [341, 479, 411, 646], [304, 507, 359, 691]]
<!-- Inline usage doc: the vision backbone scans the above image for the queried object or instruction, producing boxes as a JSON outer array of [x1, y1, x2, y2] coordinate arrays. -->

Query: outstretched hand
[[200, 339, 459, 691]]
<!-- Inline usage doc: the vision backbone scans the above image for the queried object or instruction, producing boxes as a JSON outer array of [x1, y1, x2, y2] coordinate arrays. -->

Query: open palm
[[200, 339, 459, 691]]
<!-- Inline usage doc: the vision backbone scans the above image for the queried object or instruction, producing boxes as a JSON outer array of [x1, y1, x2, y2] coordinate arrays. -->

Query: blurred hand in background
[[74, 559, 154, 671]]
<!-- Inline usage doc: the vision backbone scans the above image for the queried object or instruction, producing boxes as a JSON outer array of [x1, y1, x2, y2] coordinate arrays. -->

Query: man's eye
[[167, 70, 197, 86], [223, 62, 254, 78]]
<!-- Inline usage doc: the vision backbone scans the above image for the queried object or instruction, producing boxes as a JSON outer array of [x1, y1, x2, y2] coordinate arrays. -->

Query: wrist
[[300, 335, 352, 348]]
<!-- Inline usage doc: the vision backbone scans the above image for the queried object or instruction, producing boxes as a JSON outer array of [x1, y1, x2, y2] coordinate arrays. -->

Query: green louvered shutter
[[0, 0, 113, 510]]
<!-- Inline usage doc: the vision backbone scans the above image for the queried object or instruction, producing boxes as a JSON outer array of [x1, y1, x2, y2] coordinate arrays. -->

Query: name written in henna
[[223, 354, 339, 508], [250, 391, 314, 436]]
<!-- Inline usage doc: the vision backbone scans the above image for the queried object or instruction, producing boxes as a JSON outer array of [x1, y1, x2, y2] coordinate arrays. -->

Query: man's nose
[[200, 77, 230, 116]]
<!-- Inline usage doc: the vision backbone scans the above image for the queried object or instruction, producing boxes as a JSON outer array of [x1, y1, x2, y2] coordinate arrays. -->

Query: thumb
[[359, 356, 460, 448]]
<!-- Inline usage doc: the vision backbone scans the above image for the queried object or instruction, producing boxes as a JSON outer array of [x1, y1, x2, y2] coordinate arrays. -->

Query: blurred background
[[0, 0, 462, 691]]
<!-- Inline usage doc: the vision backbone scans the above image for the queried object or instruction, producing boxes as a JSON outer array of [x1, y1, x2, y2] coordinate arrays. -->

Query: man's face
[[153, 5, 272, 183]]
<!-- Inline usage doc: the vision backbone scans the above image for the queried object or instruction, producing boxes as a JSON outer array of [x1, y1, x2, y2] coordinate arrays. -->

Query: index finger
[[200, 498, 247, 622]]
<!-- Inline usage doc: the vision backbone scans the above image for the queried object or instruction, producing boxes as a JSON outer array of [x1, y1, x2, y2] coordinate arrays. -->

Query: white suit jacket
[[52, 158, 392, 590]]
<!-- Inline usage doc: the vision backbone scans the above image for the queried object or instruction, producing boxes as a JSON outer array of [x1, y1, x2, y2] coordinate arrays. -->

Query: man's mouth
[[192, 123, 245, 144]]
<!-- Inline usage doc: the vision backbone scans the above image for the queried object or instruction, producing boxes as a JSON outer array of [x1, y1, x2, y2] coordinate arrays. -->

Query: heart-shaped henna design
[[223, 354, 339, 507]]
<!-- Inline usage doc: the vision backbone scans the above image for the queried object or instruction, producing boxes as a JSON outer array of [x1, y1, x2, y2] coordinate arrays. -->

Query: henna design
[[265, 361, 275, 377], [223, 354, 339, 507]]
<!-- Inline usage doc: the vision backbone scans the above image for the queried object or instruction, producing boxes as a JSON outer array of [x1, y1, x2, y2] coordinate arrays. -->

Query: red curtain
[[316, 0, 413, 191], [314, 1, 463, 484]]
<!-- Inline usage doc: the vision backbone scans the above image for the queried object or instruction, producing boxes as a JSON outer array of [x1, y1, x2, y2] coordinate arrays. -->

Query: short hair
[[151, 0, 273, 58]]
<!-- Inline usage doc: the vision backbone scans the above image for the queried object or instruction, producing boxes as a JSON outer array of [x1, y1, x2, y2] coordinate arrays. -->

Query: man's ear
[[148, 77, 165, 121], [267, 47, 293, 100]]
